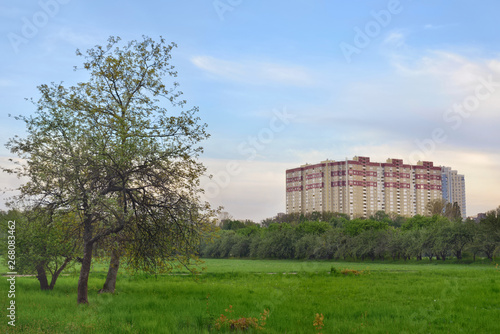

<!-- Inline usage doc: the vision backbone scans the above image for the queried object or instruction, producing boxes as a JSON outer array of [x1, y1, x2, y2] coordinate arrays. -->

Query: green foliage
[[295, 220, 331, 236], [402, 215, 433, 231], [0, 209, 78, 289], [203, 206, 500, 262], [343, 219, 389, 237]]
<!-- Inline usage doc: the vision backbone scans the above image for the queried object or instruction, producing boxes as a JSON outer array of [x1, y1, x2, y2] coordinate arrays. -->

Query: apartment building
[[441, 166, 467, 219], [286, 156, 444, 218]]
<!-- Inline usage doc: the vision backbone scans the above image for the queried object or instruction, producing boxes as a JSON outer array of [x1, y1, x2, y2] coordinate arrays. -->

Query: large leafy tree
[[5, 36, 216, 304]]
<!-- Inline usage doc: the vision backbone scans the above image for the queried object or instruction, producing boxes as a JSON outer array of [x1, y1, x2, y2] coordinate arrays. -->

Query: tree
[[476, 207, 500, 260], [0, 209, 78, 290], [343, 218, 389, 237], [449, 220, 474, 260], [426, 199, 462, 221], [5, 36, 215, 303], [295, 220, 331, 236], [426, 199, 447, 216]]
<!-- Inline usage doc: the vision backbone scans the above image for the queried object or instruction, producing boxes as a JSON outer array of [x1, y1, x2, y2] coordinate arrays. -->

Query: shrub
[[313, 313, 325, 333], [213, 305, 270, 331], [341, 268, 364, 276]]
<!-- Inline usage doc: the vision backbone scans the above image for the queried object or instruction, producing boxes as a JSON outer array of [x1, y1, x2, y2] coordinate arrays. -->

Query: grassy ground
[[0, 259, 499, 333]]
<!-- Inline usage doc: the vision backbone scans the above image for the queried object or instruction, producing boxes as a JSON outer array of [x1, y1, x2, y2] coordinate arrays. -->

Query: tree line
[[200, 205, 500, 262]]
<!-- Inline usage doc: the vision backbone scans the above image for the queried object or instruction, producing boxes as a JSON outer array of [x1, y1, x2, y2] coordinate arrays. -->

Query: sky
[[1, 0, 500, 222]]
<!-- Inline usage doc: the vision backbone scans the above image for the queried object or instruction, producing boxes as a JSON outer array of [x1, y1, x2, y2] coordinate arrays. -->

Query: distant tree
[[343, 218, 389, 237], [426, 199, 462, 221], [295, 221, 331, 236], [430, 216, 454, 261], [449, 220, 474, 260], [221, 219, 246, 230], [386, 228, 404, 260], [446, 202, 462, 221], [402, 215, 433, 231], [328, 212, 350, 228], [388, 213, 406, 228], [426, 199, 448, 216], [307, 211, 323, 222], [476, 206, 500, 260], [370, 210, 390, 222], [401, 229, 425, 260], [295, 234, 318, 259]]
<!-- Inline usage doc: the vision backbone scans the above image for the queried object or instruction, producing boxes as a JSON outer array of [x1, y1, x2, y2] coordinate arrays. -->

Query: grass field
[[1, 259, 499, 333]]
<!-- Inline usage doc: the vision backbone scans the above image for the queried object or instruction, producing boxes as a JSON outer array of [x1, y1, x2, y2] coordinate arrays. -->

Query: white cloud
[[190, 55, 315, 86], [383, 31, 405, 47], [391, 51, 497, 90], [385, 50, 500, 121], [423, 23, 458, 31]]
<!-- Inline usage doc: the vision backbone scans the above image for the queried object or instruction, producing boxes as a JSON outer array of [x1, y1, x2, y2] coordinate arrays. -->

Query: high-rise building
[[441, 166, 466, 219], [286, 156, 446, 218]]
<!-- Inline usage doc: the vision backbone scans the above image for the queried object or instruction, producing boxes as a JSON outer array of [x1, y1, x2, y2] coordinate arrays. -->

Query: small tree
[[0, 209, 78, 290]]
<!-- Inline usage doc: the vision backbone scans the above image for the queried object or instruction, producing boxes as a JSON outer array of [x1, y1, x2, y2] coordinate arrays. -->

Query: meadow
[[1, 259, 499, 333]]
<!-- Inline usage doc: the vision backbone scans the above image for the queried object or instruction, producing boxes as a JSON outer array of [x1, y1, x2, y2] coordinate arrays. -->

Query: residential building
[[286, 156, 445, 218], [441, 166, 467, 219]]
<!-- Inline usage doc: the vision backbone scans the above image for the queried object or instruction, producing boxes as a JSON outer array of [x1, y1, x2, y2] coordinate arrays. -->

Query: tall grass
[[1, 259, 499, 333]]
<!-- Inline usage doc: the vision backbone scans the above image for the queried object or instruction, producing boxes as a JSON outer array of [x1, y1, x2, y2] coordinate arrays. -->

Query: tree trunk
[[36, 263, 50, 290], [100, 249, 120, 293], [49, 257, 72, 290], [77, 241, 94, 304]]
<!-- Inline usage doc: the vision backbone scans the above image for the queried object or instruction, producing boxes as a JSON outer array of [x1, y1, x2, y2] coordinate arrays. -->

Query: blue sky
[[1, 0, 500, 221]]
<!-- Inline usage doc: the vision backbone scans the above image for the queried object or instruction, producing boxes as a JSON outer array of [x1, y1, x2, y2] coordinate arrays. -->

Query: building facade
[[286, 156, 445, 218], [441, 166, 467, 219]]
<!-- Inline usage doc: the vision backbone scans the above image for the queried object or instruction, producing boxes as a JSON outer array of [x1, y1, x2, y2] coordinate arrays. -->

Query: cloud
[[190, 55, 315, 86], [383, 31, 406, 47], [423, 23, 458, 31], [390, 50, 495, 90]]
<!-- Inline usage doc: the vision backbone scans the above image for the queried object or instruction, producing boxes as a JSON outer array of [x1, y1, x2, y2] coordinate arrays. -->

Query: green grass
[[1, 259, 499, 333]]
